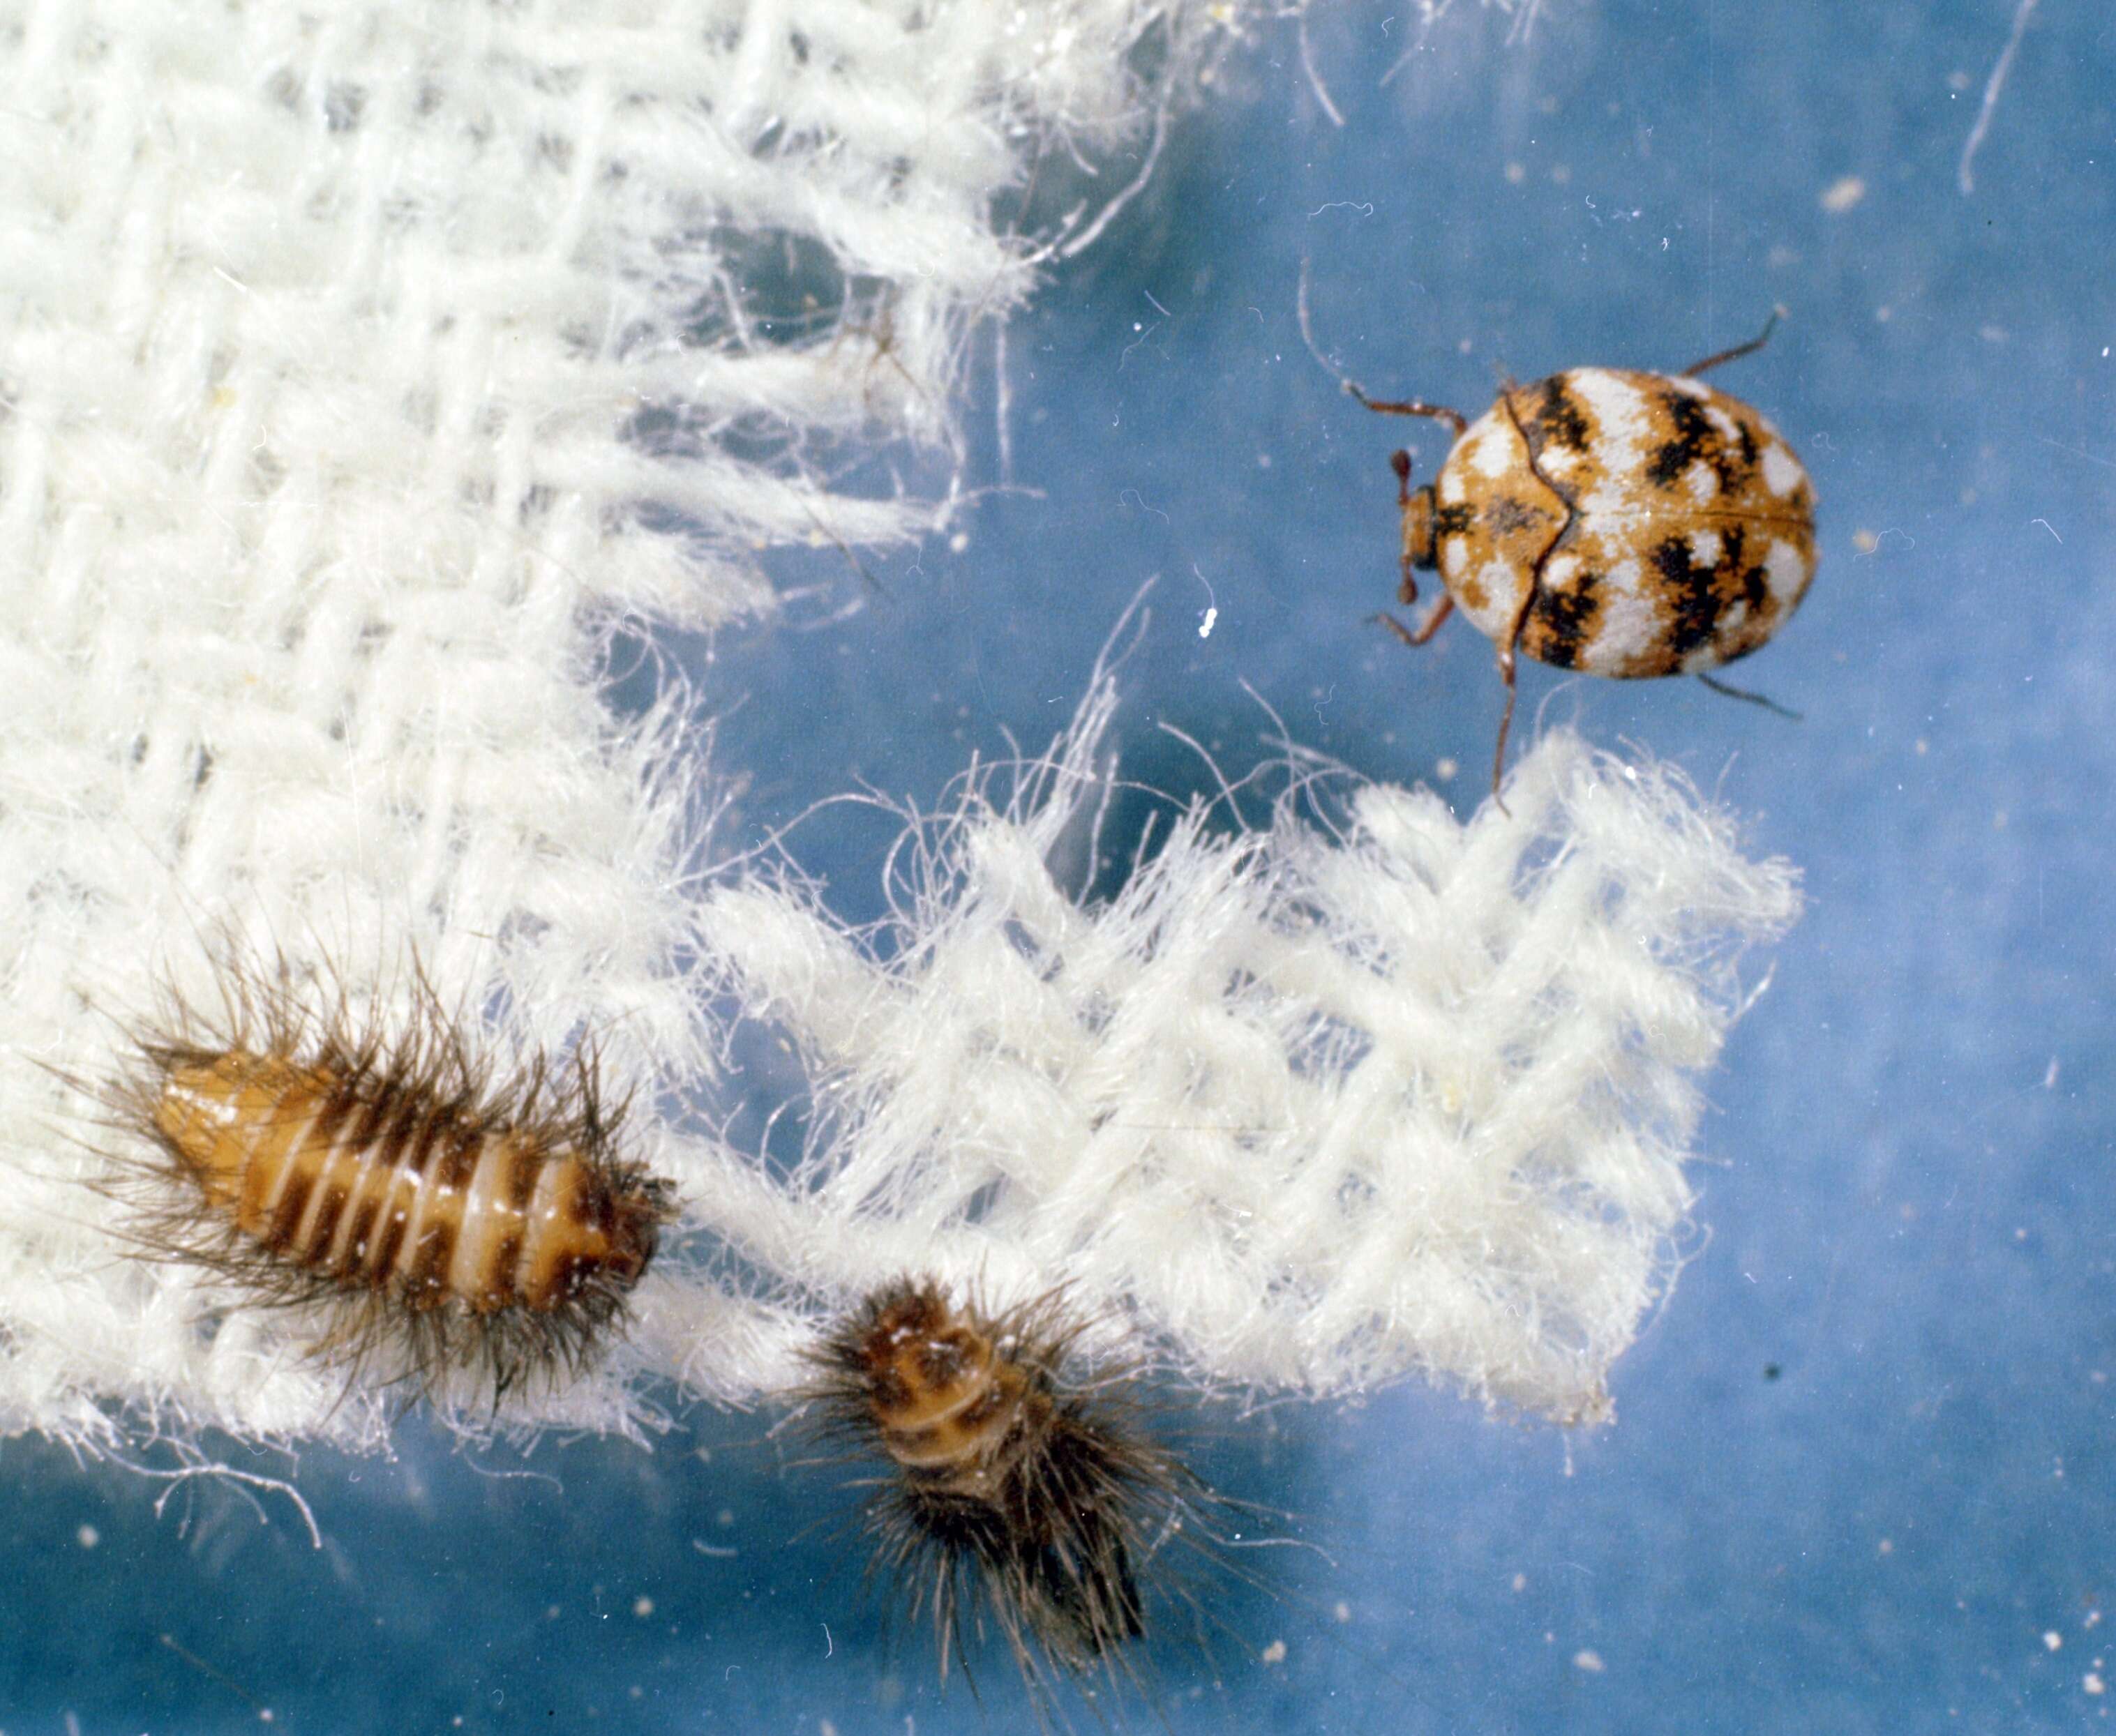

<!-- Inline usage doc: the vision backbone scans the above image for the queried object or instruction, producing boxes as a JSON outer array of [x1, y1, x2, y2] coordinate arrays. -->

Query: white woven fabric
[[680, 686, 1800, 1424], [0, 0, 1786, 1456], [0, 0, 1240, 1451]]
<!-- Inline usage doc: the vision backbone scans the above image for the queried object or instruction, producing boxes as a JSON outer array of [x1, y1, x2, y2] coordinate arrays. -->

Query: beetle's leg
[[1491, 643, 1519, 809], [1698, 670, 1802, 720], [1374, 594, 1454, 647], [1487, 594, 1534, 813], [1478, 382, 1580, 810], [1349, 386, 1469, 437], [1681, 308, 1782, 377]]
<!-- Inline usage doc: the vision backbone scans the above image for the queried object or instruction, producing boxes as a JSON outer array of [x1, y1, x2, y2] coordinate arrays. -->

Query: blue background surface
[[6, 1, 2113, 1730]]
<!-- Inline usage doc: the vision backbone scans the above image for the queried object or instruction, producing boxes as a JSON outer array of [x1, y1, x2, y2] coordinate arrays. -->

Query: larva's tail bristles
[[80, 949, 677, 1411], [803, 1276, 1227, 1715]]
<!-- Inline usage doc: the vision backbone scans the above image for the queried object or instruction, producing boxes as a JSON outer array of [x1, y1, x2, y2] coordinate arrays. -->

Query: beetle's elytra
[[1354, 315, 1817, 794]]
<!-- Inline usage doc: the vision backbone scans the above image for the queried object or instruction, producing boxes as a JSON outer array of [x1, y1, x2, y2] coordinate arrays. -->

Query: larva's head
[[853, 1283, 991, 1414], [565, 1164, 675, 1293], [841, 1280, 1033, 1489], [151, 1051, 312, 1207]]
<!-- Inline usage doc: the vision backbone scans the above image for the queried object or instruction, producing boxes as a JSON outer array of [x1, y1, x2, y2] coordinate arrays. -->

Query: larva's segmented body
[[111, 958, 674, 1403], [809, 1278, 1209, 1700], [156, 1050, 659, 1326]]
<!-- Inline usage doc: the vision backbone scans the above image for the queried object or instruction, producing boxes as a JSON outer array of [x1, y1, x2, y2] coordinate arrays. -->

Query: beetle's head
[[1390, 450, 1439, 570]]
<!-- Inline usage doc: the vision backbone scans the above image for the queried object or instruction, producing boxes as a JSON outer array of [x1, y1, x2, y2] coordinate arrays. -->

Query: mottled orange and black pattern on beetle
[[806, 1278, 1217, 1699], [1406, 366, 1817, 677], [105, 957, 674, 1403]]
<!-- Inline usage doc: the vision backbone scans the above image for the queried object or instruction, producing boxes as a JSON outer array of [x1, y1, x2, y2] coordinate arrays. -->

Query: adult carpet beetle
[[1349, 313, 1817, 795]]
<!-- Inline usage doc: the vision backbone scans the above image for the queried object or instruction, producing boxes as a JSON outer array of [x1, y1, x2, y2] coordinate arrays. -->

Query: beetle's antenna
[[1681, 307, 1784, 378], [1697, 672, 1801, 720], [1349, 389, 1470, 435], [1298, 259, 1470, 431], [1295, 256, 1342, 380], [1958, 0, 2039, 195]]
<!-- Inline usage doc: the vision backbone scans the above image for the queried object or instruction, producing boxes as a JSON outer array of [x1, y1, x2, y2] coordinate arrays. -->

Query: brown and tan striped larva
[[107, 956, 675, 1403], [806, 1276, 1226, 1706]]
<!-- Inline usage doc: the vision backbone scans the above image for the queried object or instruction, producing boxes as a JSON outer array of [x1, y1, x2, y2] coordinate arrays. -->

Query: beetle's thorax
[[1402, 481, 1439, 570]]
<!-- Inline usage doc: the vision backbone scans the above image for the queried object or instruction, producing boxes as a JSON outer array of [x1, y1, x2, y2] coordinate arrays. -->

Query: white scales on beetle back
[[1351, 315, 1819, 798], [1421, 365, 1817, 679]]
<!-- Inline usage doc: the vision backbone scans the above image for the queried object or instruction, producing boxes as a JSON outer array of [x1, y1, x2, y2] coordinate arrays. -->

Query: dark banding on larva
[[806, 1276, 1213, 1701], [108, 955, 675, 1404]]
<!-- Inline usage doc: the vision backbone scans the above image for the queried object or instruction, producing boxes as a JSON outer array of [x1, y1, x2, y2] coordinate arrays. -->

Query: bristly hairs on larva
[[801, 1274, 1245, 1720], [80, 945, 677, 1412]]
